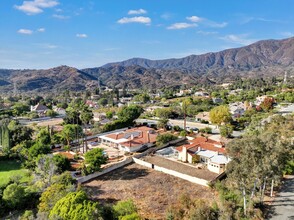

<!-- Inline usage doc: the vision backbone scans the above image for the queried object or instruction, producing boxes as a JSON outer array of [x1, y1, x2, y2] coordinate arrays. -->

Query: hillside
[[0, 37, 293, 93], [0, 66, 98, 94], [103, 37, 294, 70]]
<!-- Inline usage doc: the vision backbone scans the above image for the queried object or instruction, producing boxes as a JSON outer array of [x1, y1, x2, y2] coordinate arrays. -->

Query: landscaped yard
[[0, 159, 31, 187]]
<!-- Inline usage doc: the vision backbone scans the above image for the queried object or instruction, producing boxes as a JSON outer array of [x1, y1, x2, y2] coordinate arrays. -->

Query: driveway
[[269, 175, 294, 220]]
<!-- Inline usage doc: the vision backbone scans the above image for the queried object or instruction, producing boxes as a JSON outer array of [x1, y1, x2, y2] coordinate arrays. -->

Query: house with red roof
[[98, 126, 158, 152], [176, 136, 229, 174]]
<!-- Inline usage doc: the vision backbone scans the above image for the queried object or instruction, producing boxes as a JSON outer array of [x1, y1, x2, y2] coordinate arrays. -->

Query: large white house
[[98, 126, 158, 152], [176, 137, 229, 174]]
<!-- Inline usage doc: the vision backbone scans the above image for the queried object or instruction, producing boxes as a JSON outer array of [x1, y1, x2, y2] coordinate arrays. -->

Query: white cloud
[[37, 28, 45, 32], [14, 0, 59, 15], [161, 13, 172, 20], [17, 29, 33, 35], [55, 8, 63, 13], [186, 16, 202, 23], [220, 34, 256, 45], [206, 21, 227, 28], [128, 9, 147, 15], [280, 32, 294, 38], [117, 16, 151, 24], [52, 14, 70, 19], [76, 34, 88, 38], [197, 30, 218, 35], [167, 22, 197, 30]]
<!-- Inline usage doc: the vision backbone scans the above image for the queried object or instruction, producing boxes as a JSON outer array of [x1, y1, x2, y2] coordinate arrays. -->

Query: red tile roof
[[176, 136, 225, 154], [105, 126, 158, 148]]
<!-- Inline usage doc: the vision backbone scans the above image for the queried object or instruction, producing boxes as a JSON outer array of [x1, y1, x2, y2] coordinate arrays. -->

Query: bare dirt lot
[[84, 163, 215, 219]]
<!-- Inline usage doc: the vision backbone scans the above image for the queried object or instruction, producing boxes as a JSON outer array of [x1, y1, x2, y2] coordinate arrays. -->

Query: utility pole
[[283, 71, 288, 84], [13, 82, 18, 96], [242, 187, 247, 216], [270, 179, 274, 197]]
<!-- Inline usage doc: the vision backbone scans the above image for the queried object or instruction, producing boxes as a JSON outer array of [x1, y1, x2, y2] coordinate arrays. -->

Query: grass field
[[0, 160, 31, 187]]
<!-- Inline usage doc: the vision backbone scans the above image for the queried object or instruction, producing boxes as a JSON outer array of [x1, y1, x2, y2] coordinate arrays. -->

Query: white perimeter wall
[[132, 157, 209, 187]]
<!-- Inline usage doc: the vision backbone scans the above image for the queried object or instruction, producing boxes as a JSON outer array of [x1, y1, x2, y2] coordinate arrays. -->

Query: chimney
[[131, 134, 134, 140], [182, 146, 187, 162], [147, 131, 150, 143], [198, 146, 201, 152], [115, 133, 119, 140]]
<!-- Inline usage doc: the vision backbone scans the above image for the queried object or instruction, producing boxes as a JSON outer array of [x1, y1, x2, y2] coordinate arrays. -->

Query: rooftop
[[101, 126, 158, 148], [176, 136, 225, 154]]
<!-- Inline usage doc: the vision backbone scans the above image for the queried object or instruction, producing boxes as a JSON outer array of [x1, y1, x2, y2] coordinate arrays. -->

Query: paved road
[[269, 175, 294, 220]]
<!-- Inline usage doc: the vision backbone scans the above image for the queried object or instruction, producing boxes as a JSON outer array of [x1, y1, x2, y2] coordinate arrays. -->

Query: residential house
[[176, 137, 229, 174], [176, 89, 192, 97], [255, 95, 275, 107], [119, 97, 133, 104], [194, 91, 210, 98], [229, 102, 246, 118], [85, 100, 98, 108], [53, 106, 66, 116], [93, 112, 107, 122], [30, 103, 49, 117], [195, 111, 211, 123], [149, 92, 164, 99], [98, 126, 158, 152], [212, 98, 223, 104]]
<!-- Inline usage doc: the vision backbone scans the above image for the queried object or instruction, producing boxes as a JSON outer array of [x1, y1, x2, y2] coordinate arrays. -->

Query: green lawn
[[0, 160, 31, 187]]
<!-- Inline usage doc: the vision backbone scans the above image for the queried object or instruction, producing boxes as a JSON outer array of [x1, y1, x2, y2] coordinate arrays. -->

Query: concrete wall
[[132, 157, 209, 187], [133, 157, 153, 168], [77, 157, 133, 183]]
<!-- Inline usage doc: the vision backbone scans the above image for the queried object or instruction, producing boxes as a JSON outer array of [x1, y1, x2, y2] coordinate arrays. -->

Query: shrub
[[200, 127, 212, 134], [156, 133, 178, 146]]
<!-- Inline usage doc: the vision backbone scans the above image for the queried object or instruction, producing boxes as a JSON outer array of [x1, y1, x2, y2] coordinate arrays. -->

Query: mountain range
[[0, 37, 293, 94]]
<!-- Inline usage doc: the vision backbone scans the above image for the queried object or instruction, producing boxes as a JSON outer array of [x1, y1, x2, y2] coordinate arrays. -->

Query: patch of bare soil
[[84, 163, 215, 219]]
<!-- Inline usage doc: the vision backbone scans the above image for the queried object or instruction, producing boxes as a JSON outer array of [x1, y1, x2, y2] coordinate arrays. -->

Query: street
[[269, 175, 294, 220]]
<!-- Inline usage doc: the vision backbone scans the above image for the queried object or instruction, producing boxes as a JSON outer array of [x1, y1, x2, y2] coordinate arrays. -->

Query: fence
[[76, 137, 188, 184], [132, 157, 209, 187], [76, 157, 133, 183]]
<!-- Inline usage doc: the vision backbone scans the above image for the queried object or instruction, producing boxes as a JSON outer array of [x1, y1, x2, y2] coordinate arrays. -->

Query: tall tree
[[210, 105, 232, 126], [49, 191, 101, 220], [181, 98, 192, 130], [61, 124, 82, 146], [84, 148, 107, 174]]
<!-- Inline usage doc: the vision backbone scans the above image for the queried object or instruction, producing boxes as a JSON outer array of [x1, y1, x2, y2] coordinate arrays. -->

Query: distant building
[[30, 103, 49, 116], [176, 89, 192, 97], [93, 112, 107, 122], [53, 106, 66, 116], [98, 126, 158, 152], [85, 100, 98, 108], [194, 91, 210, 98], [195, 111, 211, 123], [229, 102, 246, 118], [212, 98, 223, 104], [176, 137, 229, 174], [119, 97, 133, 104]]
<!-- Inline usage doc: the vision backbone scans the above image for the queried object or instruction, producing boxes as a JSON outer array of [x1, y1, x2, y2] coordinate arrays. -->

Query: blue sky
[[0, 0, 293, 69]]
